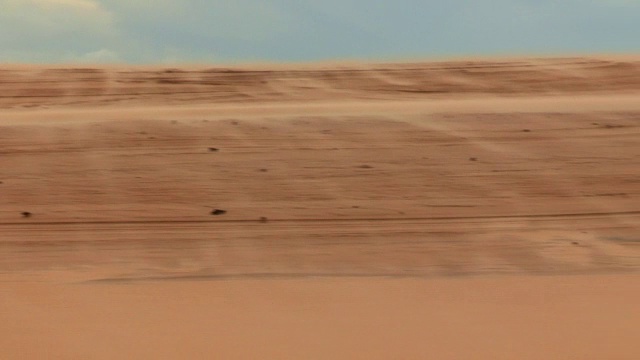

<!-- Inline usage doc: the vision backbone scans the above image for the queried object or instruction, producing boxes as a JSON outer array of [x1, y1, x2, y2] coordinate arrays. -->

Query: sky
[[0, 0, 638, 64]]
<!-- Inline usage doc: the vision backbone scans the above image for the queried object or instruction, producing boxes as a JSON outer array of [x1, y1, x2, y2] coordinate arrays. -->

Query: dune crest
[[1, 57, 640, 109]]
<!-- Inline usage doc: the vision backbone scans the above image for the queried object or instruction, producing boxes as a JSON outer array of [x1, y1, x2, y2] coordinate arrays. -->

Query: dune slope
[[1, 57, 639, 359]]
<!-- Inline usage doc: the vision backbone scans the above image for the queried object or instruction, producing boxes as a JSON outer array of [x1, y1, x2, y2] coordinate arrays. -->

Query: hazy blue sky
[[1, 0, 638, 64]]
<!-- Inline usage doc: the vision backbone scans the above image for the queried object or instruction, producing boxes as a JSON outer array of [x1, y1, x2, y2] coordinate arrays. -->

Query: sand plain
[[1, 57, 639, 359]]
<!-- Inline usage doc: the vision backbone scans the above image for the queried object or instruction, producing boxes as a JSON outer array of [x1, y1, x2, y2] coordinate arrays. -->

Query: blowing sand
[[1, 57, 639, 359]]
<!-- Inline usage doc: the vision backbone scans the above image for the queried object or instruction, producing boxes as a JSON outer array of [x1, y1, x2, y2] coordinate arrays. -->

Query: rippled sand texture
[[1, 57, 639, 359]]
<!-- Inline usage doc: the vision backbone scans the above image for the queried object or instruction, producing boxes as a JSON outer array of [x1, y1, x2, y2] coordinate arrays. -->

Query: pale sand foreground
[[1, 57, 639, 359], [2, 276, 638, 360]]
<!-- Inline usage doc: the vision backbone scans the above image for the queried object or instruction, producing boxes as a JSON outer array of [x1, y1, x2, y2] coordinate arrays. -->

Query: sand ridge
[[1, 57, 639, 359], [1, 56, 640, 109]]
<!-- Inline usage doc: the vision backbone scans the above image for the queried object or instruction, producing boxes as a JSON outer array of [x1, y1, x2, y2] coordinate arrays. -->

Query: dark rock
[[21, 212, 32, 218], [211, 209, 227, 216]]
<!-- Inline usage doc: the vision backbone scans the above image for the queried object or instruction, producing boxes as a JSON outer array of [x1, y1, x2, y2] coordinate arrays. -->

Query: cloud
[[1, 0, 639, 63], [1, 0, 113, 31], [19, 0, 105, 10], [0, 0, 116, 62]]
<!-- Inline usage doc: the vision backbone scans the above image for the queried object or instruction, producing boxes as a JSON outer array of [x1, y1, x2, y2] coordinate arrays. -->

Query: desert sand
[[1, 57, 639, 359]]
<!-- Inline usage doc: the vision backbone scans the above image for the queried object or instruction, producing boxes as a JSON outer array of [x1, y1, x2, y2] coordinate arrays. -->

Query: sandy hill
[[1, 56, 639, 360], [2, 56, 640, 109]]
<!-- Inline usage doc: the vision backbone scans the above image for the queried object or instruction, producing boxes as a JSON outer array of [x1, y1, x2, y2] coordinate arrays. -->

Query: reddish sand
[[1, 57, 639, 359]]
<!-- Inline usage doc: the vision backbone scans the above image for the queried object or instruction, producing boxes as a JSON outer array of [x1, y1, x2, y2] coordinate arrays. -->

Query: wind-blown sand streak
[[1, 57, 639, 359]]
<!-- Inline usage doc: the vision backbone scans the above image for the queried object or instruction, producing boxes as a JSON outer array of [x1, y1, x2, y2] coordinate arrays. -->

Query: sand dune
[[2, 56, 640, 109], [1, 57, 639, 359]]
